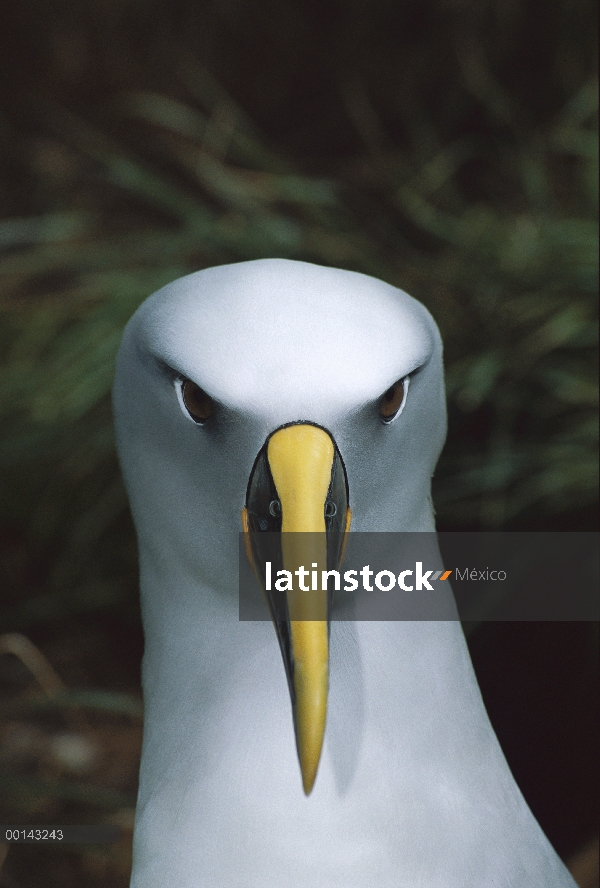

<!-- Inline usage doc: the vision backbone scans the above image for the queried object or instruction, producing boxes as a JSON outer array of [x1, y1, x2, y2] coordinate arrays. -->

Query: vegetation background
[[0, 0, 598, 885]]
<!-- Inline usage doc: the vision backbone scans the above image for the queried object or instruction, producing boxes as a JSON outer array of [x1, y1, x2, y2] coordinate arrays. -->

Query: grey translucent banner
[[239, 532, 598, 621]]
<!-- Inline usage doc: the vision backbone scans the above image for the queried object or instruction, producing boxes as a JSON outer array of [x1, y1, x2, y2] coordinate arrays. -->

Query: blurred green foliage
[[0, 0, 597, 622]]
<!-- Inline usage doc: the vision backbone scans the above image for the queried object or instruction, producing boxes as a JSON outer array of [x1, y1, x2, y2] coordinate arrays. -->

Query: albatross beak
[[243, 424, 351, 794]]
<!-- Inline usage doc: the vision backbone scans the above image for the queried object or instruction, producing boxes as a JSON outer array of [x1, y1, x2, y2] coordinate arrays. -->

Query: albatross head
[[113, 258, 446, 795]]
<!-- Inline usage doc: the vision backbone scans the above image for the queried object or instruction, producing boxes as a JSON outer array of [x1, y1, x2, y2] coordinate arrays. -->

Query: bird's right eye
[[181, 379, 213, 424]]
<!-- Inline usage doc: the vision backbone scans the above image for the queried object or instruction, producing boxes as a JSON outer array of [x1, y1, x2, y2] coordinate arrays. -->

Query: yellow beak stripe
[[267, 425, 334, 794]]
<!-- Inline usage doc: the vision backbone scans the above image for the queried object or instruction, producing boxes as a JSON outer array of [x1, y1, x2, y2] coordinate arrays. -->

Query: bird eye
[[181, 379, 213, 423], [379, 377, 407, 422]]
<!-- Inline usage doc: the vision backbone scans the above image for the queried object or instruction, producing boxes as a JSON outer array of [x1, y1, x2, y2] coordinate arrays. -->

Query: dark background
[[0, 1, 598, 885]]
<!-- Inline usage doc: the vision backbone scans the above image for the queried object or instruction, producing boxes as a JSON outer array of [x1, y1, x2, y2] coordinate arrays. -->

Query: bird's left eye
[[379, 377, 408, 422], [181, 379, 213, 423]]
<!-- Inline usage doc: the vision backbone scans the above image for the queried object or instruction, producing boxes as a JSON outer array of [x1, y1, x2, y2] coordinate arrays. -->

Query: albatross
[[113, 258, 575, 887]]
